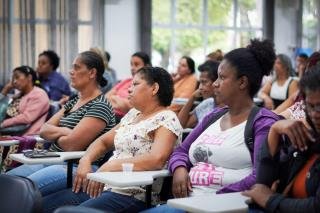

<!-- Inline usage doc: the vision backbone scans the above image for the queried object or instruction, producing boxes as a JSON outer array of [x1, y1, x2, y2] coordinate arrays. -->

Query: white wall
[[104, 0, 140, 80]]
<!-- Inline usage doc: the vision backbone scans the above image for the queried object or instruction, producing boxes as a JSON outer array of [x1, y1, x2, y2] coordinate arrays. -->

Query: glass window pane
[[236, 31, 263, 47], [152, 28, 171, 68], [237, 0, 263, 28], [207, 30, 235, 53], [35, 24, 49, 55], [208, 0, 233, 26], [78, 0, 92, 21], [152, 0, 170, 24], [302, 0, 319, 50], [78, 25, 93, 53], [176, 0, 202, 25], [35, 0, 49, 19]]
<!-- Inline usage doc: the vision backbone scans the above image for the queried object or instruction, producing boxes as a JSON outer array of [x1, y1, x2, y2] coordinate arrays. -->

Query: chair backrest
[[0, 174, 42, 213]]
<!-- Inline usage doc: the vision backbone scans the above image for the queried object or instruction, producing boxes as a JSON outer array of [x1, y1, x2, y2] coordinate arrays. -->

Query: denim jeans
[[43, 189, 147, 213], [7, 163, 98, 196], [141, 204, 185, 213], [7, 164, 71, 196]]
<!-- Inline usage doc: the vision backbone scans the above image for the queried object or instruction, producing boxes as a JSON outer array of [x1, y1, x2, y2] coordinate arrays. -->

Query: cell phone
[[23, 150, 60, 158]]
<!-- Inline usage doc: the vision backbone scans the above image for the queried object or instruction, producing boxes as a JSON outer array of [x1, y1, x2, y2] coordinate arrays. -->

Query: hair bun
[[247, 39, 276, 76]]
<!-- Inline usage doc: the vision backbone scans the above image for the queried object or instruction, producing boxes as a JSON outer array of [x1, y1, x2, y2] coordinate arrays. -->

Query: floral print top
[[108, 108, 183, 203]]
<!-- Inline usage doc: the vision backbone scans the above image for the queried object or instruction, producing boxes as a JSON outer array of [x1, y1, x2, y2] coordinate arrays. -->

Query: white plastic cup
[[122, 163, 134, 174]]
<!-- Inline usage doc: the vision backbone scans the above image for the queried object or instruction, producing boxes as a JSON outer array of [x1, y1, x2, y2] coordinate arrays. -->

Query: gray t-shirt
[[193, 97, 215, 122]]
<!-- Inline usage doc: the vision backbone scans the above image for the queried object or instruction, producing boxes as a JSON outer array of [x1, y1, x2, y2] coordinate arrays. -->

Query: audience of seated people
[[274, 51, 320, 120], [7, 51, 116, 197], [178, 60, 223, 128], [243, 58, 320, 213], [41, 66, 183, 213], [105, 51, 151, 123], [143, 39, 281, 213], [36, 50, 71, 102], [89, 47, 117, 94], [0, 66, 49, 136], [169, 56, 198, 114], [259, 54, 299, 110]]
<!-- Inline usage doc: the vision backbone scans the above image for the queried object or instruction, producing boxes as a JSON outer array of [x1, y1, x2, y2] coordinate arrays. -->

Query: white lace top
[[108, 108, 183, 203]]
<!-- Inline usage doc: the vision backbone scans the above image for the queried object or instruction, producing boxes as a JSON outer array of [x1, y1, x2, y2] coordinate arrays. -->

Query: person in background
[[206, 49, 224, 62], [178, 60, 222, 128], [259, 54, 299, 109], [42, 66, 182, 213], [37, 50, 71, 102], [89, 47, 116, 94], [7, 51, 116, 196], [105, 51, 117, 84], [0, 66, 49, 135], [243, 64, 320, 213], [169, 56, 198, 114], [295, 53, 309, 79], [106, 51, 151, 122]]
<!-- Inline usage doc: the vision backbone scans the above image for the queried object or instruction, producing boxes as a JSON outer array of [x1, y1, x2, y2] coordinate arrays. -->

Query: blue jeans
[[7, 163, 99, 196], [141, 204, 185, 213], [43, 189, 147, 213], [7, 164, 70, 196]]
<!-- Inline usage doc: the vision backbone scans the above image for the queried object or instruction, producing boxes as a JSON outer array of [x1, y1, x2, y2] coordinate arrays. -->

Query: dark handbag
[[0, 124, 30, 136]]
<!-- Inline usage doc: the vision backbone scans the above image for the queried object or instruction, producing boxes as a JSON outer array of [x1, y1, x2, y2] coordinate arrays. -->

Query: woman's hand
[[72, 158, 93, 193], [263, 96, 274, 110], [172, 167, 192, 198], [242, 184, 274, 208], [272, 119, 315, 151]]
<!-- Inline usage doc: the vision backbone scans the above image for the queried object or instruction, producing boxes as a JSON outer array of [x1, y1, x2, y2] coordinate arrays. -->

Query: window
[[302, 0, 320, 51], [0, 0, 104, 84], [152, 0, 263, 71]]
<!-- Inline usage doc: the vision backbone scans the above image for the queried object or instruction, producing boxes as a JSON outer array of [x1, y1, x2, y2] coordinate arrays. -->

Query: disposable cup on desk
[[122, 163, 134, 174]]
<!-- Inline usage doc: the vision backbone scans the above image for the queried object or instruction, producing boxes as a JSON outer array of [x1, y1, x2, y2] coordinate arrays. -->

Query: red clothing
[[112, 78, 132, 116]]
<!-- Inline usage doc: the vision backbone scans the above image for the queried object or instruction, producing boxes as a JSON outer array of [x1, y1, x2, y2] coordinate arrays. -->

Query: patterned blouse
[[108, 108, 183, 204]]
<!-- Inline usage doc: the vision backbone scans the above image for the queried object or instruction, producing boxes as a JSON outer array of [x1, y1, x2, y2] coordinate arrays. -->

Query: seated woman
[[42, 66, 182, 213], [144, 39, 280, 213], [169, 56, 198, 114], [259, 54, 299, 110], [7, 51, 116, 196], [243, 65, 320, 213], [0, 66, 49, 135], [105, 52, 151, 122], [178, 60, 222, 128]]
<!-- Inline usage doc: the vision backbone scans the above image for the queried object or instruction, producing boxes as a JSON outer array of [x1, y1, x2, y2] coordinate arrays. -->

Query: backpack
[[202, 105, 261, 155]]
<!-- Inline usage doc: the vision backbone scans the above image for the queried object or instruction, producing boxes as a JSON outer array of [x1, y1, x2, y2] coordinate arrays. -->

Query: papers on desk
[[167, 192, 248, 213]]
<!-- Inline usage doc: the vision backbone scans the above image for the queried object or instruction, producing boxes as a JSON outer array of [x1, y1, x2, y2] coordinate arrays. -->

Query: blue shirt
[[39, 71, 71, 101]]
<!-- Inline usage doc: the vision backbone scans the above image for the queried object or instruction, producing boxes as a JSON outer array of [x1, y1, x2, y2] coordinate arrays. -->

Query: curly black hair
[[39, 50, 60, 70]]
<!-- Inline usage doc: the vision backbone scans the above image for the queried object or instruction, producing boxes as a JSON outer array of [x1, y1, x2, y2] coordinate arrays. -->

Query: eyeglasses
[[306, 104, 320, 113]]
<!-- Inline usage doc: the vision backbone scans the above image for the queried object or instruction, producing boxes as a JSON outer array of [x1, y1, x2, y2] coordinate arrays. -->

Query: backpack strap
[[286, 78, 294, 99], [244, 105, 261, 153]]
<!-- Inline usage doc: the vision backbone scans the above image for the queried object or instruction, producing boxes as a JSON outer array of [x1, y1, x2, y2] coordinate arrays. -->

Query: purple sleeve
[[168, 107, 226, 173], [217, 109, 280, 193]]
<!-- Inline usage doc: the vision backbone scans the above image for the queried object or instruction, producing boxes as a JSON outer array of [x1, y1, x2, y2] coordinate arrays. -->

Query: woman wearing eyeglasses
[[243, 59, 320, 213], [0, 66, 50, 135]]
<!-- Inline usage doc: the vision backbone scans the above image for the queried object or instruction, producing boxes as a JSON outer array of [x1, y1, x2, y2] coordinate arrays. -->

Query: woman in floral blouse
[[42, 66, 183, 213]]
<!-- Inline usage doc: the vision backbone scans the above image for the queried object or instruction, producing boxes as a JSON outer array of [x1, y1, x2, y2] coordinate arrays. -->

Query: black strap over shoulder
[[286, 78, 294, 99], [203, 106, 261, 154]]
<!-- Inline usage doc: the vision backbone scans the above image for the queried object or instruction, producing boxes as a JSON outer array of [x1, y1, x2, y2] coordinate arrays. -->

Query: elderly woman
[[243, 61, 320, 213], [0, 66, 49, 135], [42, 66, 182, 213], [7, 51, 116, 196], [144, 39, 280, 213], [259, 54, 299, 110], [169, 56, 198, 114]]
